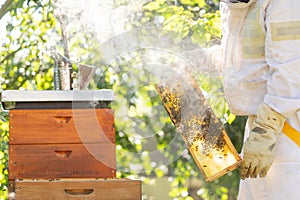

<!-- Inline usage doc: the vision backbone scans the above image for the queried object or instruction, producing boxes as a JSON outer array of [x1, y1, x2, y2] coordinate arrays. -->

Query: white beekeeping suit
[[222, 0, 300, 199], [184, 0, 300, 199]]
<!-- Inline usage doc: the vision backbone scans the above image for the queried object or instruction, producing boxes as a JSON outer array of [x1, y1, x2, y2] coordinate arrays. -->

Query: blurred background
[[0, 0, 247, 199]]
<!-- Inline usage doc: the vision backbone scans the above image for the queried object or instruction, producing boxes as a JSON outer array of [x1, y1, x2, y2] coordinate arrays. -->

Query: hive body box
[[9, 109, 116, 179], [2, 90, 141, 199]]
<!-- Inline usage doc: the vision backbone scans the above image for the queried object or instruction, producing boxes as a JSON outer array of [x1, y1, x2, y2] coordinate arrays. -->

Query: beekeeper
[[183, 0, 300, 199]]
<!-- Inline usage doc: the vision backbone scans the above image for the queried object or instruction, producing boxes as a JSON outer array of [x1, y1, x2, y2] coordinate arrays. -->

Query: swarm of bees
[[155, 80, 225, 155]]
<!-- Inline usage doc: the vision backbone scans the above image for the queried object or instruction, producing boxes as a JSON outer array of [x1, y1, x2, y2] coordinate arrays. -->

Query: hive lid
[[1, 90, 114, 109]]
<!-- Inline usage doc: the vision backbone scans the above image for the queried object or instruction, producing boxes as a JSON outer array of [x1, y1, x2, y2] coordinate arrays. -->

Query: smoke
[[53, 0, 151, 43], [50, 0, 226, 175]]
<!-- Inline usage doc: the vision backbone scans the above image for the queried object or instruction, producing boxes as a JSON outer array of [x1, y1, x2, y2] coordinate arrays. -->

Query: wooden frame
[[155, 81, 241, 182], [189, 130, 241, 182]]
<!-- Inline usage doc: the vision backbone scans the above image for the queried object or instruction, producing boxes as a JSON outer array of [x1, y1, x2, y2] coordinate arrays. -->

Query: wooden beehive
[[2, 90, 142, 199], [155, 78, 241, 182]]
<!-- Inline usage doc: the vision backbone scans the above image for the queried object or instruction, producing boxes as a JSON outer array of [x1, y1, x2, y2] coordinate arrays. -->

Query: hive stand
[[2, 90, 141, 200]]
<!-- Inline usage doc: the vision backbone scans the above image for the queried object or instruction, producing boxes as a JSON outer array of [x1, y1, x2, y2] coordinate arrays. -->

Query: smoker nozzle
[[77, 64, 96, 90]]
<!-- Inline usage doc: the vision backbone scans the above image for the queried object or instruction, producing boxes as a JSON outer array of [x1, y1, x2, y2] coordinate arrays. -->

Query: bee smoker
[[53, 54, 95, 90]]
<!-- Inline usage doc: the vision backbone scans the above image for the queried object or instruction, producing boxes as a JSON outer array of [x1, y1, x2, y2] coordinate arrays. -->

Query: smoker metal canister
[[54, 59, 72, 90]]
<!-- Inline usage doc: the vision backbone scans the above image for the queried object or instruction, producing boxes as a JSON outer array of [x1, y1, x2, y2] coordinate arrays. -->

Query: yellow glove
[[240, 104, 286, 179]]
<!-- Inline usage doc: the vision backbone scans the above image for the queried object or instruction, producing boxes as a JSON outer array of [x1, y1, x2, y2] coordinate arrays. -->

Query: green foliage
[[0, 0, 56, 198], [0, 119, 9, 200], [0, 0, 26, 19], [1, 0, 56, 91], [142, 0, 221, 46], [0, 0, 247, 200]]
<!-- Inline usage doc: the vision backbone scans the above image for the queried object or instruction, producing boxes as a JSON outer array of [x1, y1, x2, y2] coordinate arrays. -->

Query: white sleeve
[[264, 7, 300, 117], [180, 45, 223, 74]]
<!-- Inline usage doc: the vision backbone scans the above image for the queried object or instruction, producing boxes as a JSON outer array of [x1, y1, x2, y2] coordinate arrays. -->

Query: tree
[[0, 0, 246, 199], [0, 0, 26, 19]]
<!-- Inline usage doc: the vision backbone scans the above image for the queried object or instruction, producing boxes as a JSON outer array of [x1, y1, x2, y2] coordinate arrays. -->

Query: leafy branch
[[0, 0, 26, 19]]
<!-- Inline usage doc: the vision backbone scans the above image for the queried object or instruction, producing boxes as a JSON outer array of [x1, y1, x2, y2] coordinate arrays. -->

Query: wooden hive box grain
[[9, 109, 116, 179], [12, 179, 141, 200]]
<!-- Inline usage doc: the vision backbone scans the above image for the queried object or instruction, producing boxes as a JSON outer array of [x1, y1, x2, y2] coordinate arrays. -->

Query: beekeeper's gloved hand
[[240, 104, 286, 179]]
